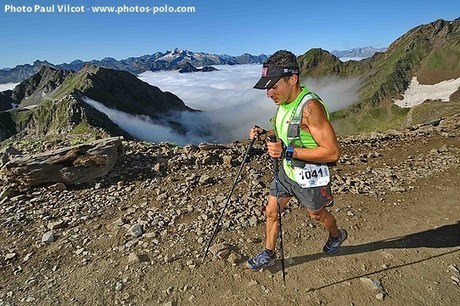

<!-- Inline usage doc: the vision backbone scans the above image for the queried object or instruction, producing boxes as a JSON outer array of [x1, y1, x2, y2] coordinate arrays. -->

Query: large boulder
[[0, 137, 123, 186]]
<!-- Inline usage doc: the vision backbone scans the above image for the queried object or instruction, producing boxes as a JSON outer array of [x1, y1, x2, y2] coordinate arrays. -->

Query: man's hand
[[249, 126, 267, 141], [267, 139, 283, 158]]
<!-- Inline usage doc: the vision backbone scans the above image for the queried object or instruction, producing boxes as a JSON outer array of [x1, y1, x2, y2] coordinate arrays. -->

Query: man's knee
[[265, 196, 289, 220], [308, 208, 327, 222], [265, 206, 278, 219], [265, 203, 279, 220]]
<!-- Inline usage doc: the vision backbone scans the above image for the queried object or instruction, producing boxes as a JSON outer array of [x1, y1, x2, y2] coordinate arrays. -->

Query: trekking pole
[[202, 137, 256, 262], [268, 134, 287, 287]]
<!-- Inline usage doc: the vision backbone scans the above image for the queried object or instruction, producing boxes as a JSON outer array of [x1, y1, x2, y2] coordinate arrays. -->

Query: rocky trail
[[0, 114, 459, 306]]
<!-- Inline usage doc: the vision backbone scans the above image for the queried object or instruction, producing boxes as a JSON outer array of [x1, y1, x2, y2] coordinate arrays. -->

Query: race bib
[[293, 163, 330, 188]]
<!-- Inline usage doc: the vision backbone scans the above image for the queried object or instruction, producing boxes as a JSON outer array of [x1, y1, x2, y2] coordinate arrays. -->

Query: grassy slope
[[325, 19, 460, 135]]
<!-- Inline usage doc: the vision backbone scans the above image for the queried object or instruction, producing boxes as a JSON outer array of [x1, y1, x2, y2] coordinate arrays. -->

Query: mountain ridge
[[0, 64, 197, 142], [299, 18, 460, 134], [331, 46, 387, 59], [0, 49, 268, 83]]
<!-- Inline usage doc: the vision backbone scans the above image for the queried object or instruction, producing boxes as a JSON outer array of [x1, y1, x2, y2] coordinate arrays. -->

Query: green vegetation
[[410, 100, 460, 124], [331, 100, 410, 135], [50, 69, 88, 99], [71, 121, 93, 134], [427, 52, 444, 70]]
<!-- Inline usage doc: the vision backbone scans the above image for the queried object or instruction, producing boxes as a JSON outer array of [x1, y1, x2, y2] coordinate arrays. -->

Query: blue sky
[[1, 0, 459, 68]]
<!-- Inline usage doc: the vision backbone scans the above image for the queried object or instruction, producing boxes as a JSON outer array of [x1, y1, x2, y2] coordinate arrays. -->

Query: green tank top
[[272, 87, 330, 182]]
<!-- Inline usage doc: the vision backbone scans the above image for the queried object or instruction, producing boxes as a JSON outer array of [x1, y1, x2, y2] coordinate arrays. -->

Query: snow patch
[[340, 57, 365, 62], [394, 77, 460, 108], [22, 105, 38, 110]]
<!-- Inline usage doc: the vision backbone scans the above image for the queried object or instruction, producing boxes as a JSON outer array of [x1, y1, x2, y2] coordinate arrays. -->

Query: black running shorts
[[269, 164, 334, 211]]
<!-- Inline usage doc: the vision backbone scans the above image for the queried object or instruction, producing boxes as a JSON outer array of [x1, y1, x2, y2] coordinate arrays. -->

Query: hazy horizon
[[0, 47, 375, 70]]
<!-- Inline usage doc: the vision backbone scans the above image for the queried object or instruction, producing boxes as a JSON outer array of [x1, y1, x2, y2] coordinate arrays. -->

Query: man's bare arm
[[291, 100, 340, 163]]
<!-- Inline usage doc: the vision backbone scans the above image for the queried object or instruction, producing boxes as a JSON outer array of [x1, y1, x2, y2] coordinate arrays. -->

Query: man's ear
[[289, 74, 299, 85]]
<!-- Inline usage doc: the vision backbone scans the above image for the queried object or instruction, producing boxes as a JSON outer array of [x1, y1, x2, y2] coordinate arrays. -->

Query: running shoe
[[245, 249, 276, 270], [323, 229, 347, 255]]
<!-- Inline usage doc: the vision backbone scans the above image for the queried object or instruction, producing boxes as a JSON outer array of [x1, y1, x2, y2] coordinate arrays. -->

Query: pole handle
[[267, 134, 278, 173]]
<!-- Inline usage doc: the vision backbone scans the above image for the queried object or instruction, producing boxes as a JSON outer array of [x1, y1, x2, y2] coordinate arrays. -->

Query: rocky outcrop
[[201, 66, 219, 72], [0, 112, 16, 141], [179, 63, 199, 73], [0, 64, 196, 141], [0, 90, 15, 111], [179, 63, 219, 73], [0, 137, 123, 186], [12, 66, 71, 107], [0, 94, 132, 142]]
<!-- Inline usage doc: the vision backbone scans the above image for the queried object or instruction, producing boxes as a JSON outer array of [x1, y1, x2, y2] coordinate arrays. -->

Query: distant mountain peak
[[172, 48, 185, 54], [330, 46, 387, 59]]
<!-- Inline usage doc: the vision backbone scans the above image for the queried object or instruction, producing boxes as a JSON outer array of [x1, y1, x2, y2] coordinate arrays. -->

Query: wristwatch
[[285, 145, 294, 164]]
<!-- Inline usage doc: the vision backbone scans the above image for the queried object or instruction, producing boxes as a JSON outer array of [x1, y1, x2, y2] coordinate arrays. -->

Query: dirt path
[[172, 167, 460, 306]]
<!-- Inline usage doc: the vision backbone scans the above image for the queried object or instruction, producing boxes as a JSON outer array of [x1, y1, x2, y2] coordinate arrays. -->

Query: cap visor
[[253, 76, 282, 89]]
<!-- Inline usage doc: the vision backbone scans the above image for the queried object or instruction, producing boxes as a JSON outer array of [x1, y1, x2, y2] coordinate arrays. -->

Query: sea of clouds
[[0, 83, 18, 92], [0, 65, 361, 145], [134, 64, 360, 145]]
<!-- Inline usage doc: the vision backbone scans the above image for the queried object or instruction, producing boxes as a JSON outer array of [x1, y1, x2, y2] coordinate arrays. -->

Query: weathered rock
[[0, 145, 23, 167], [198, 143, 229, 151], [4, 253, 17, 261], [0, 137, 123, 186], [128, 252, 140, 263], [47, 220, 67, 230], [128, 224, 143, 237], [41, 231, 55, 243], [199, 175, 212, 185], [48, 182, 67, 191], [0, 187, 13, 201], [210, 243, 233, 259], [376, 292, 385, 300], [227, 251, 240, 265]]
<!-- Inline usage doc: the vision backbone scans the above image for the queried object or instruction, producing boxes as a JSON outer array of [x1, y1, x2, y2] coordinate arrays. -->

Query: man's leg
[[265, 195, 291, 250], [308, 203, 347, 255], [307, 204, 338, 237], [246, 195, 290, 270]]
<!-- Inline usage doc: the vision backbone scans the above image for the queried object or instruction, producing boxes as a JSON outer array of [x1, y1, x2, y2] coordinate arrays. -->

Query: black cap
[[253, 65, 299, 89]]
